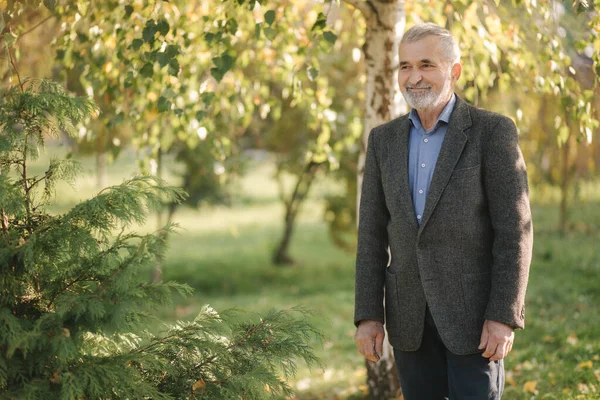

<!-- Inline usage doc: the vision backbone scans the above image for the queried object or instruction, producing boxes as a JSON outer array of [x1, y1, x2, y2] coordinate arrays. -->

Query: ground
[[42, 145, 600, 399]]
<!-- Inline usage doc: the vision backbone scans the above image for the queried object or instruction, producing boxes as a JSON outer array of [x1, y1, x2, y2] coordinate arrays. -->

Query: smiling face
[[398, 35, 461, 111]]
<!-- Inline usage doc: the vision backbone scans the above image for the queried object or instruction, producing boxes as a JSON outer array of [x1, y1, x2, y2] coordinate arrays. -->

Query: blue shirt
[[408, 94, 456, 225]]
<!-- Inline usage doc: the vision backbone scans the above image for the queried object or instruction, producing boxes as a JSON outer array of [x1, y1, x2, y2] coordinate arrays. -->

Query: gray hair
[[400, 23, 460, 65]]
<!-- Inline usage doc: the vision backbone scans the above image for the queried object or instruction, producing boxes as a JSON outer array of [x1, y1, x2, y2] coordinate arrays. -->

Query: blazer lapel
[[418, 97, 472, 234], [388, 118, 419, 230]]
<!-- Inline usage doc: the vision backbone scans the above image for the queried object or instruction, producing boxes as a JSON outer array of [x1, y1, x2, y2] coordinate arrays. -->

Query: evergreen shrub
[[0, 79, 320, 399]]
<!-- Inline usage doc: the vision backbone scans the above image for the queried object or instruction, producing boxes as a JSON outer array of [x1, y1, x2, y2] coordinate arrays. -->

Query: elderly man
[[354, 23, 533, 399]]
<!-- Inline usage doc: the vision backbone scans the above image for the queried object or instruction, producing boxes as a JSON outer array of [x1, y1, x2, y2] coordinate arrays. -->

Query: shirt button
[[418, 189, 424, 194], [417, 215, 422, 219], [421, 163, 426, 168], [424, 138, 429, 143]]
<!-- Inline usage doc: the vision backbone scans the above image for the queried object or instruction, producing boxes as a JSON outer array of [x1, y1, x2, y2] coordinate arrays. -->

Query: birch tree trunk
[[341, 0, 407, 398]]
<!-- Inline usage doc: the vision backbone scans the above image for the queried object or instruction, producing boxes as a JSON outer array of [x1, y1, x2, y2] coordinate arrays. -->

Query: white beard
[[401, 70, 453, 111]]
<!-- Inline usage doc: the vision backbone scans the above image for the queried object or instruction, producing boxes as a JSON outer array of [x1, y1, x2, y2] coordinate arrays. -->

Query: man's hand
[[479, 319, 515, 361], [355, 320, 385, 362]]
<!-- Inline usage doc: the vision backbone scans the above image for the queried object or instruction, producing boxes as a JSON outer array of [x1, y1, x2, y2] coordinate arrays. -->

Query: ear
[[451, 63, 462, 81]]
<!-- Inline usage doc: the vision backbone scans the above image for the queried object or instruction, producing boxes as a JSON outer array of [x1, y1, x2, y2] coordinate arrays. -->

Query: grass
[[33, 142, 600, 399]]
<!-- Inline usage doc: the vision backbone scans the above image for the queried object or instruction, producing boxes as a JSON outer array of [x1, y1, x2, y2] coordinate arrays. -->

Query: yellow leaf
[[523, 380, 538, 394], [542, 335, 554, 342], [192, 379, 206, 391], [594, 369, 600, 381], [506, 376, 518, 387], [594, 355, 599, 361], [63, 328, 70, 337], [577, 360, 593, 369], [49, 369, 60, 384]]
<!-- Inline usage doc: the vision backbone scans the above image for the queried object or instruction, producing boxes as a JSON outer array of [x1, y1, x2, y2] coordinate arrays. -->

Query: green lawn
[[37, 143, 600, 399]]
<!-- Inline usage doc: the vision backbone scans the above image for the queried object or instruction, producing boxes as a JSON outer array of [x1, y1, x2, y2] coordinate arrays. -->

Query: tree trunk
[[343, 0, 407, 397], [272, 162, 320, 266]]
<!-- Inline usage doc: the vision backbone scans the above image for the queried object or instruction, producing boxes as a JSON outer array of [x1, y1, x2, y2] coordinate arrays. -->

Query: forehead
[[399, 35, 445, 63]]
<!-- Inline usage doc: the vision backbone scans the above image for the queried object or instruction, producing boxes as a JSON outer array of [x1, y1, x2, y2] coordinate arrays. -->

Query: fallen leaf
[[594, 355, 599, 361], [63, 328, 70, 337], [542, 335, 554, 342], [523, 380, 538, 394], [192, 379, 206, 391], [49, 369, 60, 384], [578, 382, 590, 394], [506, 375, 518, 387], [577, 360, 593, 369], [594, 369, 600, 381]]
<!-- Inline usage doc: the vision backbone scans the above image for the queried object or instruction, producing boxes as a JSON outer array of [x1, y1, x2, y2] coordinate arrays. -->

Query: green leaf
[[311, 12, 327, 31], [323, 31, 337, 44], [140, 63, 154, 78], [210, 67, 225, 82], [307, 67, 319, 81], [264, 10, 275, 26], [143, 20, 156, 43], [165, 44, 179, 58], [220, 53, 235, 72], [196, 110, 207, 121], [201, 92, 215, 105], [157, 19, 170, 36], [168, 59, 179, 76], [124, 71, 134, 88], [255, 23, 261, 40], [43, 0, 56, 11], [131, 39, 144, 51], [155, 52, 169, 67], [263, 27, 277, 40], [158, 96, 172, 113], [124, 5, 134, 18], [227, 18, 238, 34]]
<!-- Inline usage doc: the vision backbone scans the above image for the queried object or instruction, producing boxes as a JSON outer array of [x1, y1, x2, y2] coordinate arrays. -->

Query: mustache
[[405, 84, 432, 89]]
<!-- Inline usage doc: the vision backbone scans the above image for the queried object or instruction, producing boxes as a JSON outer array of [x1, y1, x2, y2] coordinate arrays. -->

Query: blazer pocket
[[384, 268, 401, 332], [450, 164, 480, 180]]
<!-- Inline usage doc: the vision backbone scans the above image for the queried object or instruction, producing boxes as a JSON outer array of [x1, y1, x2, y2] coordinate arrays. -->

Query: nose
[[409, 70, 422, 85]]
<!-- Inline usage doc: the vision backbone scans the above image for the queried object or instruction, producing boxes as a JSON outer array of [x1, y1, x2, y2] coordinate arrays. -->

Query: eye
[[400, 65, 411, 70]]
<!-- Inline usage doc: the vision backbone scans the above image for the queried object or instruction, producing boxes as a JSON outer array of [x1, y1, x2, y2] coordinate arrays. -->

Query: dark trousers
[[393, 307, 504, 400]]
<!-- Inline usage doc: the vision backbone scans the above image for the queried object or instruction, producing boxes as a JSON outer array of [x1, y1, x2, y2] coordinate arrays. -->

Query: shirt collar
[[409, 93, 457, 134]]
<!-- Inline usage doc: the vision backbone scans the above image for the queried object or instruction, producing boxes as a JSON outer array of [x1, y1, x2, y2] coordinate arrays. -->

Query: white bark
[[343, 0, 407, 397], [357, 0, 407, 208]]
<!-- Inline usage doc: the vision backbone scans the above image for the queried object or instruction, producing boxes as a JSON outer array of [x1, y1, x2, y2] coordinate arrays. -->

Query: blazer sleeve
[[482, 116, 533, 329], [354, 129, 391, 327]]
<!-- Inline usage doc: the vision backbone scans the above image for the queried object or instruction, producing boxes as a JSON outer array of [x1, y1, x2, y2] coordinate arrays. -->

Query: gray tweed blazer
[[354, 95, 533, 355]]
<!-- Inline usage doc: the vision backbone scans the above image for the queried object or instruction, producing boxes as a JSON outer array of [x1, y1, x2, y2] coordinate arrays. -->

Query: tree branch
[[16, 15, 55, 43], [341, 0, 374, 19], [7, 47, 24, 92]]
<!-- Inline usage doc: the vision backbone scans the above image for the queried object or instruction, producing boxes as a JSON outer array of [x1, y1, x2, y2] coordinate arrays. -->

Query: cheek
[[397, 73, 409, 86]]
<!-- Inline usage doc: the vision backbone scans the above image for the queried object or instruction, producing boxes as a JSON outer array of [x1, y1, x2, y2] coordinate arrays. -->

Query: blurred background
[[2, 0, 599, 398]]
